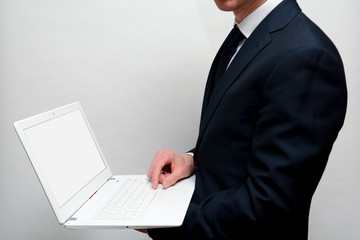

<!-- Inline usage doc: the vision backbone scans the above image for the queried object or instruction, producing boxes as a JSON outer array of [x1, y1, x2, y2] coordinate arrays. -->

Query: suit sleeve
[[148, 46, 347, 239]]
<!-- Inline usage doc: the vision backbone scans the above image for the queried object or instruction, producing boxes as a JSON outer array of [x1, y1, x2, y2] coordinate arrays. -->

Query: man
[[145, 0, 347, 239]]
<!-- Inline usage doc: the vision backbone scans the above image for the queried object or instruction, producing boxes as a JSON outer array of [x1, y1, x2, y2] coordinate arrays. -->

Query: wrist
[[184, 153, 197, 174]]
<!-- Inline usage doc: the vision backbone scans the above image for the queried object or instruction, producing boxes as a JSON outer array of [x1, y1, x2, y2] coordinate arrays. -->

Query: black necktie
[[211, 25, 244, 95]]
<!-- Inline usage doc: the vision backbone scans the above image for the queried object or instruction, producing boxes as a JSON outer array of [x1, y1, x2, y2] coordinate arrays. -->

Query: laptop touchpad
[[153, 189, 192, 207]]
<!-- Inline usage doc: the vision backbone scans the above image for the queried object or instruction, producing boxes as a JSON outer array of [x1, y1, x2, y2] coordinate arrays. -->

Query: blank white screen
[[24, 110, 106, 207]]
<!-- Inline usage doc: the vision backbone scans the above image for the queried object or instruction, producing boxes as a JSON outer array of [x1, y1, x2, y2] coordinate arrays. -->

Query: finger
[[150, 159, 169, 189], [158, 173, 166, 186], [147, 163, 153, 178], [147, 151, 161, 178], [159, 171, 171, 183], [147, 152, 163, 188], [151, 167, 161, 189], [162, 169, 183, 189], [147, 150, 175, 189]]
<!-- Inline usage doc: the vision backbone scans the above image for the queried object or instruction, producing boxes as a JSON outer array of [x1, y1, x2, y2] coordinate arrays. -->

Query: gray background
[[1, 0, 359, 239]]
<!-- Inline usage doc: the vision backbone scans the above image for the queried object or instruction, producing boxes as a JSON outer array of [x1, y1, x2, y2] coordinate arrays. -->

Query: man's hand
[[147, 149, 195, 189]]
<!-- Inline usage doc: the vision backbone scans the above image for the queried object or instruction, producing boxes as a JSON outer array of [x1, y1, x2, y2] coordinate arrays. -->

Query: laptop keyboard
[[96, 177, 158, 220]]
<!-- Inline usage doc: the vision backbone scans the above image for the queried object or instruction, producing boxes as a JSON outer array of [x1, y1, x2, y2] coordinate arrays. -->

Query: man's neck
[[234, 0, 268, 23]]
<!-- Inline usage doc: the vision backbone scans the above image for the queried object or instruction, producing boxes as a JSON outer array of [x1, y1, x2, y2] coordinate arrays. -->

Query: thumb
[[162, 171, 182, 189]]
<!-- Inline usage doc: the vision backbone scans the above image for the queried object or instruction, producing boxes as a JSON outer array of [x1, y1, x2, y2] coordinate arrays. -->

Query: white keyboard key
[[96, 177, 158, 220]]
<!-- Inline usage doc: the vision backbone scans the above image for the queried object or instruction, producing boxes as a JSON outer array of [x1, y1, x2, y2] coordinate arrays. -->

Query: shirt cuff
[[185, 152, 194, 157]]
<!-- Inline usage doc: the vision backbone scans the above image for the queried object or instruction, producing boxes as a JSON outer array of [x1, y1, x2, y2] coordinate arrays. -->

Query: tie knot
[[226, 25, 244, 50]]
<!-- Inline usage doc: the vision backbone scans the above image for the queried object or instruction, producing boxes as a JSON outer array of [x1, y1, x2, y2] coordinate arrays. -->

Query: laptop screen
[[23, 109, 106, 207]]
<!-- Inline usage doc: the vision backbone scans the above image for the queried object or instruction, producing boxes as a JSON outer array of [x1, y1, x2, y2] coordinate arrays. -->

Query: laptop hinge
[[67, 217, 77, 221], [108, 177, 119, 182]]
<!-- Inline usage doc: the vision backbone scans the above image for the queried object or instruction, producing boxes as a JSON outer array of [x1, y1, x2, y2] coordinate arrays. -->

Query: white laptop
[[14, 102, 195, 229]]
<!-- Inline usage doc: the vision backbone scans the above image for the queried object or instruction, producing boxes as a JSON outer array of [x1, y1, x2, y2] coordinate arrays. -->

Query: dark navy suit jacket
[[149, 0, 347, 239]]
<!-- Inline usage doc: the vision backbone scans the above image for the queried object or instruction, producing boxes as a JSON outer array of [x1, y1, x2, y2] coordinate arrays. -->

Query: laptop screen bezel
[[14, 102, 112, 224]]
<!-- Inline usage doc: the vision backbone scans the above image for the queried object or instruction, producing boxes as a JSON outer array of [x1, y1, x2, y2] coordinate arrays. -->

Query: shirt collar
[[235, 0, 283, 38]]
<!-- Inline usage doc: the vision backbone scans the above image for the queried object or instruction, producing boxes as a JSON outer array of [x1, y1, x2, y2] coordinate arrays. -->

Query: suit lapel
[[195, 0, 302, 150], [198, 24, 272, 141], [200, 44, 223, 122]]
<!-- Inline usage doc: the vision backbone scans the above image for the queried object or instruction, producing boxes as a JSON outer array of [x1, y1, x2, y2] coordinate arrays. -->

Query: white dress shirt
[[229, 0, 284, 64]]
